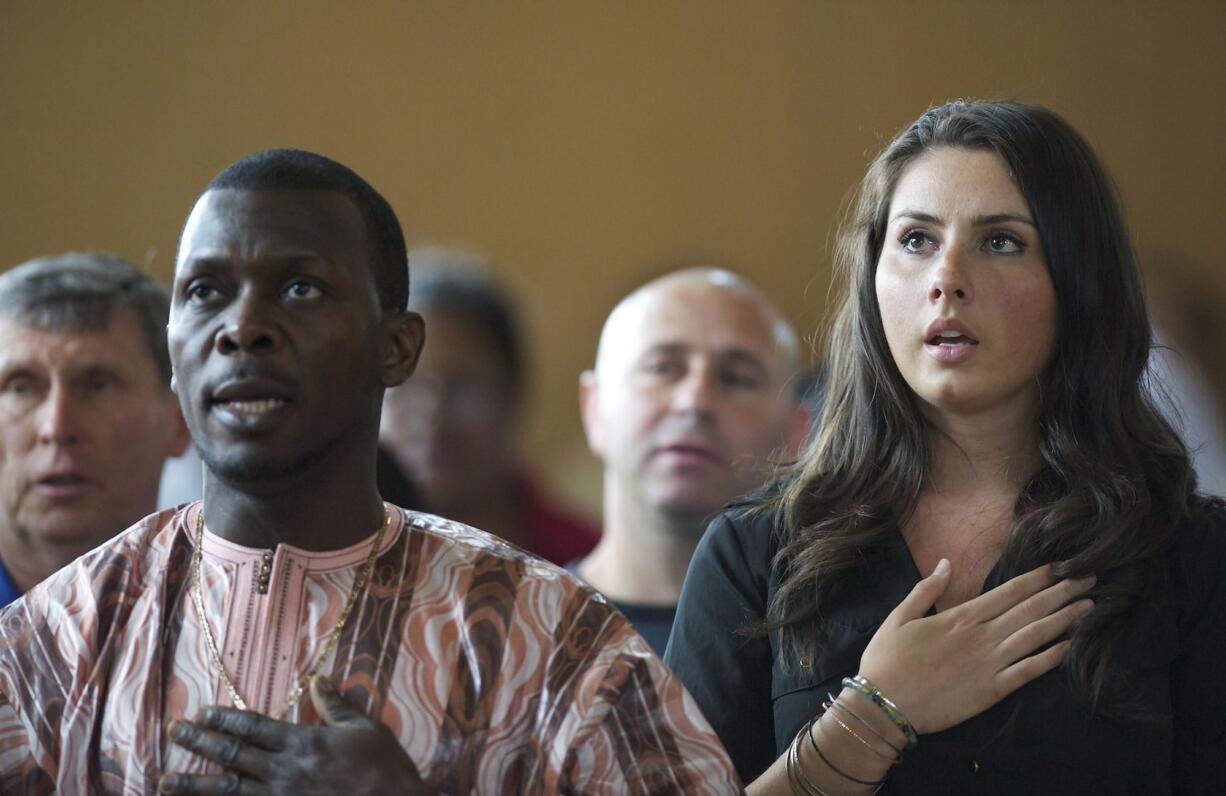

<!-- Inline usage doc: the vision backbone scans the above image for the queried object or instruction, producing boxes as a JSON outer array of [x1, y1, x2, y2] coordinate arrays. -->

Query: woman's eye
[[286, 281, 322, 299], [900, 230, 934, 253], [986, 232, 1025, 254]]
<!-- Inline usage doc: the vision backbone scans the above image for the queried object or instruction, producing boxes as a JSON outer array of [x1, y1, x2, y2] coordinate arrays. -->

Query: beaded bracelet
[[842, 675, 919, 749]]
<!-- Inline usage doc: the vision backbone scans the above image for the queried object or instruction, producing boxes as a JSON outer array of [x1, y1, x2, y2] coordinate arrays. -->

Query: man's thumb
[[310, 676, 367, 727]]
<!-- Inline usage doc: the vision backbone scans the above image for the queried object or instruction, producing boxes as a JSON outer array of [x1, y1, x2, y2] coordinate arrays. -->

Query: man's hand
[[159, 676, 435, 795]]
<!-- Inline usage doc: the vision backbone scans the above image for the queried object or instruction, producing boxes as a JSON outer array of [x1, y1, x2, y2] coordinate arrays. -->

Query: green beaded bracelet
[[842, 675, 919, 749]]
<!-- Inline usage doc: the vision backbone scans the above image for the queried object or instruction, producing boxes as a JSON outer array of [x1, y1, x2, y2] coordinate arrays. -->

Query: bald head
[[581, 268, 805, 532], [593, 268, 800, 381]]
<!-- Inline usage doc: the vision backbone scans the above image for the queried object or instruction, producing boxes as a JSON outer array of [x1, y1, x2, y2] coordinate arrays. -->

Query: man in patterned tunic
[[0, 149, 741, 794]]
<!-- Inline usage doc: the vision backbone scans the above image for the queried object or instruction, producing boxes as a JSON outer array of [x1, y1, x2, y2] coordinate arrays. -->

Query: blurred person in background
[[0, 253, 188, 605], [379, 248, 598, 564], [572, 268, 809, 653], [1148, 266, 1226, 497]]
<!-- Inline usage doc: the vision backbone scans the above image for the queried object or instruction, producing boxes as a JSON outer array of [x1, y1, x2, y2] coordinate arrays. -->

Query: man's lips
[[215, 398, 289, 415], [30, 470, 94, 498], [654, 442, 722, 465], [205, 376, 299, 433], [208, 377, 296, 416]]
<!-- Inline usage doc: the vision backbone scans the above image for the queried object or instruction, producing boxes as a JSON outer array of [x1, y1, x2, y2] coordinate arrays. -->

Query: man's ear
[[578, 370, 606, 459], [381, 310, 426, 388], [784, 401, 812, 460]]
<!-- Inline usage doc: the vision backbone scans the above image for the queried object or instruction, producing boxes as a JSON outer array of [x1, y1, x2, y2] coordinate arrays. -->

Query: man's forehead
[[636, 283, 777, 345], [0, 311, 144, 370], [178, 188, 366, 266], [603, 280, 790, 369]]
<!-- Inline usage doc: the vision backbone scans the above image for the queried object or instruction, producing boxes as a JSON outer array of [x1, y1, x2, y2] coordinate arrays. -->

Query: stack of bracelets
[[784, 675, 918, 795]]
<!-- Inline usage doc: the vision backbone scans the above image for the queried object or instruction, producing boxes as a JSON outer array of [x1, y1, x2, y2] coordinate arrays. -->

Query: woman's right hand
[[857, 560, 1094, 735]]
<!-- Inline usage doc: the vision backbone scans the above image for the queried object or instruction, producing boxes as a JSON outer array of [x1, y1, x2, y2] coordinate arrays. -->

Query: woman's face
[[874, 147, 1057, 426]]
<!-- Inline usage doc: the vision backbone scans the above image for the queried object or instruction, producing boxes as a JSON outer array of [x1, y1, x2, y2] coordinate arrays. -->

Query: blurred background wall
[[4, 0, 1224, 513]]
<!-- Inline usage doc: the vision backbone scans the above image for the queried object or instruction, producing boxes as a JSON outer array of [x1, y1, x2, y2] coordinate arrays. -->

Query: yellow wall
[[4, 1, 1224, 514]]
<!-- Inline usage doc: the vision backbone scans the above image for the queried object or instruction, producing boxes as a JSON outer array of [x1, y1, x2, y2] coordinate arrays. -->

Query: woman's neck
[[922, 403, 1042, 497]]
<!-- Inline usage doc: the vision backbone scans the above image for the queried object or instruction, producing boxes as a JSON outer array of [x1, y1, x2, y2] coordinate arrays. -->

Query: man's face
[[169, 188, 418, 484], [380, 309, 517, 510], [0, 307, 186, 550], [582, 279, 802, 528]]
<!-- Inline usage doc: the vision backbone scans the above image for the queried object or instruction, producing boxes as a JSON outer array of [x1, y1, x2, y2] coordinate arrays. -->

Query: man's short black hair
[[409, 251, 525, 397], [204, 149, 408, 311], [0, 252, 173, 382]]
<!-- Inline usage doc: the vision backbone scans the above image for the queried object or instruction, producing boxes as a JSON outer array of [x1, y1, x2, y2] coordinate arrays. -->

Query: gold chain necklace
[[189, 505, 390, 720]]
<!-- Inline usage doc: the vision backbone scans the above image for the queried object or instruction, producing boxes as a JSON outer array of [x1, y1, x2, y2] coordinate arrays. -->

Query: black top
[[609, 600, 676, 657], [663, 497, 1226, 794], [563, 561, 677, 656]]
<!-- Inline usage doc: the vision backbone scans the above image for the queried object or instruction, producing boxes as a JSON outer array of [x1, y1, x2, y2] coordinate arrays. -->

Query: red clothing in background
[[516, 472, 600, 565]]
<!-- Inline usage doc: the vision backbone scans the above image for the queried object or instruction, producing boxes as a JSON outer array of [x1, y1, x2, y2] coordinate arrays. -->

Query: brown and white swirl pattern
[[0, 504, 741, 794]]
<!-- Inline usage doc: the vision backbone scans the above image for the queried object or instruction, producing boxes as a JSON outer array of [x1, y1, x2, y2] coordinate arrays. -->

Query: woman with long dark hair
[[664, 100, 1225, 793]]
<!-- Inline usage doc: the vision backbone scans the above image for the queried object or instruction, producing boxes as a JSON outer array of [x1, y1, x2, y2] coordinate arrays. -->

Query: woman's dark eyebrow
[[888, 210, 1035, 227], [973, 212, 1036, 227], [889, 210, 942, 224]]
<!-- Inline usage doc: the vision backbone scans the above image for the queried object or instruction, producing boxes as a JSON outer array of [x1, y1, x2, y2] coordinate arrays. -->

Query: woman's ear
[[381, 310, 426, 388]]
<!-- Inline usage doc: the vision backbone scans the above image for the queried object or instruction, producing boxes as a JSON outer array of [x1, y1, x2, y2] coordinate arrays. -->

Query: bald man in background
[[572, 268, 808, 653]]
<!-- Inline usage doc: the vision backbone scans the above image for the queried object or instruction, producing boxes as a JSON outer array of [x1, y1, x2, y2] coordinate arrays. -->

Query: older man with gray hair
[[0, 253, 188, 604]]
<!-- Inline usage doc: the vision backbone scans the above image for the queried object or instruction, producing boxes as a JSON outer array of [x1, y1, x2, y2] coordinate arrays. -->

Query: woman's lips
[[924, 336, 979, 363], [923, 318, 979, 364], [924, 317, 979, 343]]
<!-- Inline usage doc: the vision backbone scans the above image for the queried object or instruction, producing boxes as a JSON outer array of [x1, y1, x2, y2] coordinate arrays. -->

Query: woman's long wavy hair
[[769, 100, 1196, 720]]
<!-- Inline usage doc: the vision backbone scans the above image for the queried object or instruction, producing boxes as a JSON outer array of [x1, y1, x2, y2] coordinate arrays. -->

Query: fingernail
[[1077, 599, 1095, 616], [933, 558, 950, 576]]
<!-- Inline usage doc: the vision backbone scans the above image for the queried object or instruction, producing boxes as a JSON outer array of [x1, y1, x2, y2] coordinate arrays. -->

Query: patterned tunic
[[0, 503, 740, 794]]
